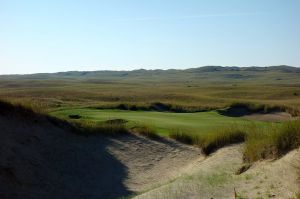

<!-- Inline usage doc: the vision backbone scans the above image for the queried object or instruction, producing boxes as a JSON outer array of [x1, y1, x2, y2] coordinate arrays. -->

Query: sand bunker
[[0, 111, 202, 199], [0, 107, 299, 199]]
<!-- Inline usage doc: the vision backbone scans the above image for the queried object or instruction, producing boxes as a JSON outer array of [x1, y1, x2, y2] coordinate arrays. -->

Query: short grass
[[50, 108, 270, 136]]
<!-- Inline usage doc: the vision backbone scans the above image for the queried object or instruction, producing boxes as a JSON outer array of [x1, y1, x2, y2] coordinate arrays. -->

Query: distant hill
[[1, 65, 299, 84]]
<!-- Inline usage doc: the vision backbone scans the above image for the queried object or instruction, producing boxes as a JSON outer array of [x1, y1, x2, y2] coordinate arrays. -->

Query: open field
[[1, 66, 300, 114]]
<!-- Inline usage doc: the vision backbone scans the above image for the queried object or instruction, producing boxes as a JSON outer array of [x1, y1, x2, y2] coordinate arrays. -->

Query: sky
[[0, 0, 299, 74]]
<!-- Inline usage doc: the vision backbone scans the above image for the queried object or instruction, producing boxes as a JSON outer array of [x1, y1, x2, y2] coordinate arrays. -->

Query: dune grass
[[244, 120, 300, 162], [170, 120, 300, 161], [71, 120, 130, 136], [130, 125, 160, 139], [170, 126, 246, 155]]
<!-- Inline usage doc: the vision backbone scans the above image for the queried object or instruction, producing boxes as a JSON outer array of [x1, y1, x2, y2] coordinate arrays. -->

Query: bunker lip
[[217, 105, 297, 122]]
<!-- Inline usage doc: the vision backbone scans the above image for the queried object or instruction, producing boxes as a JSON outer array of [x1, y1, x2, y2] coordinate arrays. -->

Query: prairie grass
[[0, 99, 45, 119], [72, 120, 129, 136], [169, 129, 197, 145], [1, 72, 300, 115], [244, 120, 300, 162], [171, 121, 300, 161], [130, 125, 160, 139], [170, 126, 246, 155], [201, 127, 246, 154]]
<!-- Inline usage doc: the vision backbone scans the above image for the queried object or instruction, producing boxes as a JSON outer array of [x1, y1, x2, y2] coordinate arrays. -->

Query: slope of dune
[[134, 145, 300, 199], [1, 102, 299, 199], [0, 104, 202, 199]]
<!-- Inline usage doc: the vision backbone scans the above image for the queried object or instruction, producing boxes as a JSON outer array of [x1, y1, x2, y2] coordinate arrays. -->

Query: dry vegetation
[[171, 121, 300, 164], [1, 66, 300, 115]]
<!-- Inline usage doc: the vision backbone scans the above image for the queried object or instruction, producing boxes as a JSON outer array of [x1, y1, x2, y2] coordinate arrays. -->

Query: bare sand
[[0, 110, 299, 199]]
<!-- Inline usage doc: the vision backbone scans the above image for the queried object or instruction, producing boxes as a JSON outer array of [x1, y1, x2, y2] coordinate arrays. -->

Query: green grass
[[52, 107, 294, 157], [50, 108, 269, 136]]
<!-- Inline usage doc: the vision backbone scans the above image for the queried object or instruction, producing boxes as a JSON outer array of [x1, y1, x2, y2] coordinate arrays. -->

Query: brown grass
[[170, 126, 246, 155], [130, 125, 160, 139]]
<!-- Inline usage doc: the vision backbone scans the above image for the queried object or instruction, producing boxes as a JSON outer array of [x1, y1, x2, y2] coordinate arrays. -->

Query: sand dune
[[0, 109, 202, 199], [0, 106, 299, 199]]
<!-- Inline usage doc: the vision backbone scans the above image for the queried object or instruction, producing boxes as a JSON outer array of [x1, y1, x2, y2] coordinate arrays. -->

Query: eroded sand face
[[0, 111, 299, 199], [134, 145, 300, 199]]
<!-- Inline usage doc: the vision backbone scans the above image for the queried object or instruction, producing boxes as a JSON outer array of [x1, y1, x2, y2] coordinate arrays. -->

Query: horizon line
[[0, 65, 297, 76]]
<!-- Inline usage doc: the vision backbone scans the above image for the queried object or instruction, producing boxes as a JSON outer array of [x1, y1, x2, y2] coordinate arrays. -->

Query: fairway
[[51, 108, 269, 136]]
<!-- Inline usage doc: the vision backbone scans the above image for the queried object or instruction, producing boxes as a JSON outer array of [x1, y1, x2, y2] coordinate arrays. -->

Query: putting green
[[51, 108, 271, 136]]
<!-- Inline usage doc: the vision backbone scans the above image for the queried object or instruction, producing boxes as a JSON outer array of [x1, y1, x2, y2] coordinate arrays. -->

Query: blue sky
[[0, 0, 299, 74]]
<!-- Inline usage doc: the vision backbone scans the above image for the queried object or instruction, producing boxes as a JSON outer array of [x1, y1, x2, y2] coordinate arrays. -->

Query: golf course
[[51, 108, 270, 136]]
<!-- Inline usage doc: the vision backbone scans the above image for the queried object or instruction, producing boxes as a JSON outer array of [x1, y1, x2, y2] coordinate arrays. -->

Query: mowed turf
[[51, 108, 269, 136]]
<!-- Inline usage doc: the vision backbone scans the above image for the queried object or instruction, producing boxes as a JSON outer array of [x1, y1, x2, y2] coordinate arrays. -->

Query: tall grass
[[170, 126, 246, 155], [169, 129, 197, 145], [244, 120, 300, 162], [130, 125, 160, 139], [171, 121, 300, 161], [201, 127, 246, 154], [72, 120, 129, 136]]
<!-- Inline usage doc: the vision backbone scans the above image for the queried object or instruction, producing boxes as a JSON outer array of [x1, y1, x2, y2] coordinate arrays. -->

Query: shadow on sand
[[0, 110, 132, 199]]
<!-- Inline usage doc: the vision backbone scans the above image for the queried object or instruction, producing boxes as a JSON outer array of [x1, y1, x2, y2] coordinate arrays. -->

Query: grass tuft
[[202, 128, 246, 154], [170, 126, 246, 155], [244, 120, 300, 162], [131, 125, 160, 139], [73, 120, 129, 136], [169, 129, 197, 145]]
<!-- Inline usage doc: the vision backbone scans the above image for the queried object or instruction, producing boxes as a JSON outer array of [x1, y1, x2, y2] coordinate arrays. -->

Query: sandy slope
[[0, 108, 299, 199], [243, 112, 297, 122], [0, 112, 202, 199], [108, 135, 203, 192], [135, 145, 300, 199]]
